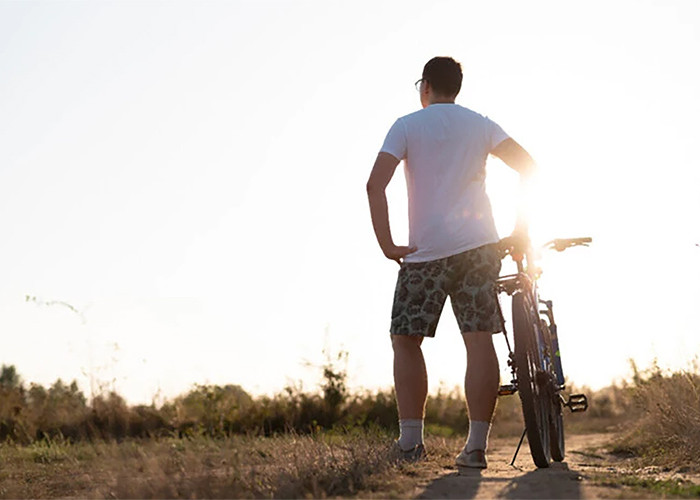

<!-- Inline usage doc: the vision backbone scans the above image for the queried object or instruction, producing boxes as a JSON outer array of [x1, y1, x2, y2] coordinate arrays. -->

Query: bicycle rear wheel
[[512, 292, 551, 468]]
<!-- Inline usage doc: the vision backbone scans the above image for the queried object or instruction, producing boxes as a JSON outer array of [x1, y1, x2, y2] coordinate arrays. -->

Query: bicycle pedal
[[566, 393, 588, 412], [498, 384, 517, 396]]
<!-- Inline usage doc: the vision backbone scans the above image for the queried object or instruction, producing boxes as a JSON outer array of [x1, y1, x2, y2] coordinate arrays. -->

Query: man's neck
[[428, 96, 455, 105]]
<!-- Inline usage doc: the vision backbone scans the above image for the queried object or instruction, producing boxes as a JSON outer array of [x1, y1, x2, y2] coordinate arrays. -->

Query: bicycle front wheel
[[550, 399, 565, 461], [541, 318, 566, 462], [512, 292, 552, 468]]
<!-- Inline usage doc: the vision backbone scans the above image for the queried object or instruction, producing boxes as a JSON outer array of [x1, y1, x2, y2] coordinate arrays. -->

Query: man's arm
[[366, 152, 417, 265], [490, 138, 536, 237], [490, 137, 535, 175]]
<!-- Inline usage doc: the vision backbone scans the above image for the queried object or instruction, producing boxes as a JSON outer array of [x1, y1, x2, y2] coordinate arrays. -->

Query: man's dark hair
[[422, 57, 463, 97]]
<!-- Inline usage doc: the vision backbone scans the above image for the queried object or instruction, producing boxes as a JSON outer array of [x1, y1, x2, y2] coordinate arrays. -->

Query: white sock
[[398, 419, 424, 451], [465, 420, 491, 452]]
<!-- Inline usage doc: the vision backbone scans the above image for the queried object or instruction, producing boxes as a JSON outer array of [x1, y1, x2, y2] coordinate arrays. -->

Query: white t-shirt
[[380, 103, 509, 263]]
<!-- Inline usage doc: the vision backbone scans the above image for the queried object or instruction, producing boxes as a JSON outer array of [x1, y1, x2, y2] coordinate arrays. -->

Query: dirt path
[[408, 433, 697, 499]]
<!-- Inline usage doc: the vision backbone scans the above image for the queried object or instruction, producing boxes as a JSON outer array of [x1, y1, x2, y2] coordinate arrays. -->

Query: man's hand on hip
[[384, 244, 418, 266]]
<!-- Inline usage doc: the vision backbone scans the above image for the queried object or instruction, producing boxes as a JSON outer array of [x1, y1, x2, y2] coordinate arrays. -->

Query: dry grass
[[3, 359, 699, 497], [611, 363, 700, 467], [2, 367, 696, 499], [0, 430, 462, 499]]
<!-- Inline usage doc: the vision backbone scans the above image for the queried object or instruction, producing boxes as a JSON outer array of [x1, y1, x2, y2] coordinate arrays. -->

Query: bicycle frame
[[496, 236, 590, 396], [495, 243, 554, 395]]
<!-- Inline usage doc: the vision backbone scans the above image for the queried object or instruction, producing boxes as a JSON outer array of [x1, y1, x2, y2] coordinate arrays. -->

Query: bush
[[612, 361, 700, 465], [28, 379, 89, 441], [5, 359, 688, 445]]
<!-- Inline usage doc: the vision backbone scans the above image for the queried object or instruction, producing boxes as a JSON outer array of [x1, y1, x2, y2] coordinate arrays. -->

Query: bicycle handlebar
[[499, 236, 592, 259], [544, 237, 592, 252]]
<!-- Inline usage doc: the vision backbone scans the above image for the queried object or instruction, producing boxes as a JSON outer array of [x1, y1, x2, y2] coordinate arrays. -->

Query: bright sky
[[1, 0, 699, 405]]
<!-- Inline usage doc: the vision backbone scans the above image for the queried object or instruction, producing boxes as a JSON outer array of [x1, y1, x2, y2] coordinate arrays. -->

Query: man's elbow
[[492, 138, 536, 176], [519, 159, 536, 177], [509, 150, 536, 177]]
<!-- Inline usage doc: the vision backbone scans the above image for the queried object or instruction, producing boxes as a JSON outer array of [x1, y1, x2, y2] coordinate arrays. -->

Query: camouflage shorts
[[390, 243, 503, 337]]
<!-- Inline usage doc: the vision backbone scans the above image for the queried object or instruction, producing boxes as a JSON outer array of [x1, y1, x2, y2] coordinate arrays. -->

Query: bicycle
[[495, 234, 591, 468]]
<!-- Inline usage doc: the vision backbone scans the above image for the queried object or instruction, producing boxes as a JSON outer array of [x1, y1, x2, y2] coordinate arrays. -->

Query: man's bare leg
[[392, 334, 427, 451], [392, 334, 428, 418], [462, 331, 499, 453]]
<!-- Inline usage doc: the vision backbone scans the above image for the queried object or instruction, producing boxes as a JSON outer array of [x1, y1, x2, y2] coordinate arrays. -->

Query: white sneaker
[[456, 448, 487, 469]]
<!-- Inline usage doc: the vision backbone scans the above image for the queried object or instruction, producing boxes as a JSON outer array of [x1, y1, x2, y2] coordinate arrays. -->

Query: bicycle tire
[[512, 292, 551, 468], [541, 318, 566, 462], [550, 402, 565, 461]]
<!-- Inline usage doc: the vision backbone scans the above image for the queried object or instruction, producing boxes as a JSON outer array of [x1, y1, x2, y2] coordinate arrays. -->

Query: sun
[[487, 157, 580, 251]]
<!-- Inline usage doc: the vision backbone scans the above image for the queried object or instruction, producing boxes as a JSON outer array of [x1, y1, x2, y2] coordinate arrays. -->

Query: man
[[366, 56, 535, 468]]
